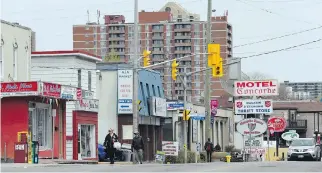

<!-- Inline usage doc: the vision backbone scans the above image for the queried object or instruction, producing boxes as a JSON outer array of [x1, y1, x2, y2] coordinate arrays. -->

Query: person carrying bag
[[104, 128, 119, 164]]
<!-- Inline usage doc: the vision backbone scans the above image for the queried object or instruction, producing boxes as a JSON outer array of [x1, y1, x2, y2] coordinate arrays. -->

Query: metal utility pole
[[132, 0, 139, 134], [204, 0, 212, 141]]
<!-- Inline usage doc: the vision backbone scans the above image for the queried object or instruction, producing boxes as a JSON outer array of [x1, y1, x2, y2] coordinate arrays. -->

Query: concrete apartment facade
[[73, 2, 233, 105]]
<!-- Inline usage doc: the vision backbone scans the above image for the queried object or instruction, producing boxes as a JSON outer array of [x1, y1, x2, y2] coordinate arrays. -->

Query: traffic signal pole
[[132, 0, 139, 134], [177, 69, 188, 163], [204, 0, 212, 141]]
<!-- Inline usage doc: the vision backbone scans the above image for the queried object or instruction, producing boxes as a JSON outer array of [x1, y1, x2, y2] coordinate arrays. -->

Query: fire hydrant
[[226, 155, 231, 163]]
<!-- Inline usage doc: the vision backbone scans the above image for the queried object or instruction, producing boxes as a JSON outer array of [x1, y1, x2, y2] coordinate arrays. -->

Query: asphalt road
[[1, 161, 322, 172]]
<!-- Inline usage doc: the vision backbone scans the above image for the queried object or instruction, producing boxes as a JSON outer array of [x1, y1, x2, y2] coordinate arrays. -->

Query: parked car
[[287, 138, 321, 161], [98, 144, 126, 162]]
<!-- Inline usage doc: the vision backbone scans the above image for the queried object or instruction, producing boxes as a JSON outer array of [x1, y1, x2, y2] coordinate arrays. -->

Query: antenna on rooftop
[[87, 10, 90, 23], [97, 10, 101, 24]]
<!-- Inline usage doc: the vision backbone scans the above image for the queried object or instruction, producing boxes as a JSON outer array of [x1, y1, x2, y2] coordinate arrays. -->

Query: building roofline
[[1, 20, 32, 31], [31, 50, 102, 62], [72, 19, 228, 27]]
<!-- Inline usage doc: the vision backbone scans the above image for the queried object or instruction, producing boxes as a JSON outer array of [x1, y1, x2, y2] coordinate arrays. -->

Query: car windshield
[[290, 139, 315, 146]]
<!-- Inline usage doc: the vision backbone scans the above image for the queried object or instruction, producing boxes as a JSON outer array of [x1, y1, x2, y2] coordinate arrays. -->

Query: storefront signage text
[[1, 81, 38, 97], [42, 82, 61, 98], [162, 141, 179, 156], [234, 80, 279, 96], [236, 118, 267, 136], [235, 99, 273, 114], [61, 86, 77, 100], [76, 99, 99, 112]]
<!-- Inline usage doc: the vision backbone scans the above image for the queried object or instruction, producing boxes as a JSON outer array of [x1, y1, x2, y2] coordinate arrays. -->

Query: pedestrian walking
[[104, 128, 118, 164], [131, 132, 144, 164], [204, 138, 214, 162]]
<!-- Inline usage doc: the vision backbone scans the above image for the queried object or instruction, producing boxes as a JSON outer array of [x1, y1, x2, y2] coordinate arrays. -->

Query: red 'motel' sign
[[42, 82, 61, 98], [234, 80, 279, 96], [1, 81, 38, 94]]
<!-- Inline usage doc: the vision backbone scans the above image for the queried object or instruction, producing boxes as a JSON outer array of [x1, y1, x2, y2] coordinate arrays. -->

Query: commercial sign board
[[75, 99, 99, 112], [236, 118, 267, 136], [166, 102, 184, 110], [162, 141, 179, 156], [234, 80, 279, 96], [211, 99, 218, 117], [76, 88, 82, 100], [234, 99, 273, 114], [149, 97, 167, 117], [42, 82, 61, 98], [82, 89, 93, 99], [281, 130, 299, 141], [267, 116, 287, 133], [60, 86, 77, 100], [245, 136, 262, 147], [117, 70, 133, 114], [1, 81, 38, 97]]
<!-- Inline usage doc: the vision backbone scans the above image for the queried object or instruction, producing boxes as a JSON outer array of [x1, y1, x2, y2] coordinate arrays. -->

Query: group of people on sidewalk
[[104, 129, 219, 164], [103, 129, 145, 164]]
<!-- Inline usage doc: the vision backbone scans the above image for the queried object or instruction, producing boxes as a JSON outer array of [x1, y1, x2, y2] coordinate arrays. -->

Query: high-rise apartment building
[[284, 81, 322, 99], [73, 2, 233, 103]]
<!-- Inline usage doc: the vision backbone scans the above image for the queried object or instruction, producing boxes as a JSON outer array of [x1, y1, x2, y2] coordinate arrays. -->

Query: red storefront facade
[[1, 81, 81, 161], [70, 99, 99, 160]]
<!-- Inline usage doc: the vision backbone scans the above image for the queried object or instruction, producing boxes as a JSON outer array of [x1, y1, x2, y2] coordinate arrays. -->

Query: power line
[[32, 38, 321, 70], [234, 46, 321, 54], [233, 26, 322, 48], [235, 0, 321, 26], [236, 38, 322, 60]]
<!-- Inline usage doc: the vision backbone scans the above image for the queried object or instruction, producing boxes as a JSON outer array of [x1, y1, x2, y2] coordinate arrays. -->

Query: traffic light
[[143, 50, 151, 67], [171, 60, 179, 81], [213, 60, 223, 77], [182, 109, 191, 121], [137, 100, 142, 111], [207, 44, 223, 77]]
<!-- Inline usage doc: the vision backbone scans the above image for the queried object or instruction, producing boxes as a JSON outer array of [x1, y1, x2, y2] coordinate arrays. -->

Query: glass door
[[80, 125, 94, 158]]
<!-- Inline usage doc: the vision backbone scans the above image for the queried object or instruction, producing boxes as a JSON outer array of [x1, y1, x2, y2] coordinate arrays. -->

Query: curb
[[57, 161, 98, 164], [98, 162, 133, 165]]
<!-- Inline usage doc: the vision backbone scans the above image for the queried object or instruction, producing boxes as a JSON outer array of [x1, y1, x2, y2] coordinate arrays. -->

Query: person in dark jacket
[[204, 138, 214, 162], [131, 132, 144, 164], [104, 128, 118, 164]]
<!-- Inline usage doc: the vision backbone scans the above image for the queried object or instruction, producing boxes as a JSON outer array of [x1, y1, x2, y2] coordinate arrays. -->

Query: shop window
[[79, 124, 96, 158], [30, 103, 52, 149]]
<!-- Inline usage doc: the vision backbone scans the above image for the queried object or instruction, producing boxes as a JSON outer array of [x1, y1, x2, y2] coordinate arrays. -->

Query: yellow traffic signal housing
[[182, 109, 191, 121], [212, 59, 223, 77], [137, 100, 142, 111], [207, 44, 220, 67], [143, 50, 151, 67], [171, 60, 179, 81]]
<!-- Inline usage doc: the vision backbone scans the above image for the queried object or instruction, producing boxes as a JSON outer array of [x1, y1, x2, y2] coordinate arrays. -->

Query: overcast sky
[[1, 0, 321, 82]]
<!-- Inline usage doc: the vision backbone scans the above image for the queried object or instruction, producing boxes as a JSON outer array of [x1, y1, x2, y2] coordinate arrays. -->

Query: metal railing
[[287, 120, 307, 129]]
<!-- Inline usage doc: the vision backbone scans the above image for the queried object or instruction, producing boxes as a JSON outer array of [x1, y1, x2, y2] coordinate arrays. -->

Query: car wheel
[[287, 158, 292, 161]]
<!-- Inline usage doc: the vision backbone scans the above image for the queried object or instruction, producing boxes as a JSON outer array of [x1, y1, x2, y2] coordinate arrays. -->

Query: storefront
[[1, 81, 80, 161], [72, 99, 99, 160]]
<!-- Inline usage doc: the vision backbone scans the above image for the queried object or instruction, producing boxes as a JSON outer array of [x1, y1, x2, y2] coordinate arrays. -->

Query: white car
[[287, 138, 321, 161]]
